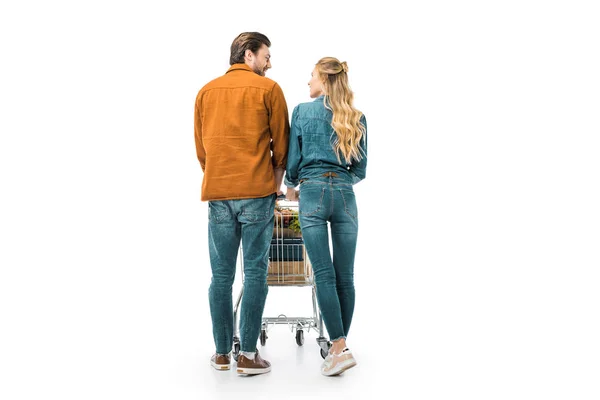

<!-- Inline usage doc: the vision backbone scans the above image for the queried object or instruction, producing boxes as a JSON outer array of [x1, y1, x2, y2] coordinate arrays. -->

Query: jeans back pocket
[[299, 185, 326, 216]]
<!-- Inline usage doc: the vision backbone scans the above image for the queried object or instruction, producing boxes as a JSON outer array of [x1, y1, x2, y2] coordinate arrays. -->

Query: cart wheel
[[319, 341, 332, 359], [232, 340, 240, 361], [295, 329, 304, 346], [320, 348, 328, 359], [260, 329, 267, 346]]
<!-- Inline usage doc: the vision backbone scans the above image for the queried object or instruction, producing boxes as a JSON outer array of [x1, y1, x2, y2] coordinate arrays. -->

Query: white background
[[1, 1, 599, 399]]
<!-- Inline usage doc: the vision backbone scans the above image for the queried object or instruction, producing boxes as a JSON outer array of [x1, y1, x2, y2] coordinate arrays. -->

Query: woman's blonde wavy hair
[[316, 57, 366, 164]]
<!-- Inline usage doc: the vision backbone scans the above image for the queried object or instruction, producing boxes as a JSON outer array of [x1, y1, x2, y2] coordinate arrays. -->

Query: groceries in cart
[[269, 205, 312, 285]]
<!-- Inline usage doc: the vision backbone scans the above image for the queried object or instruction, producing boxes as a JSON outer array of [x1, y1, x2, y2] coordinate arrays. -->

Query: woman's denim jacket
[[284, 96, 367, 188]]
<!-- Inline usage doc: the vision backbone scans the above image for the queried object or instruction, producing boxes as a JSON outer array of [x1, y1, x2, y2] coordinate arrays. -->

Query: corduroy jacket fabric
[[194, 63, 290, 201]]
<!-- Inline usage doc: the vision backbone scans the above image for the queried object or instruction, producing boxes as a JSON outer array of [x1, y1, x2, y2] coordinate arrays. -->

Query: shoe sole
[[322, 359, 357, 376], [211, 361, 230, 371], [236, 366, 272, 375]]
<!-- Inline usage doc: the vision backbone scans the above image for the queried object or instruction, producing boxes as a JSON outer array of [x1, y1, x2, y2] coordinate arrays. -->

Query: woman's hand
[[286, 189, 299, 201]]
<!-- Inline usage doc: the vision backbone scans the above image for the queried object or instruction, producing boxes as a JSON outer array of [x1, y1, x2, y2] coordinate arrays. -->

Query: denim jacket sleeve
[[284, 106, 302, 188], [349, 114, 367, 184]]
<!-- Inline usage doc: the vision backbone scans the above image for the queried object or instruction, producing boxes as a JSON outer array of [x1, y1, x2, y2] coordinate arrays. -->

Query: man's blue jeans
[[207, 193, 276, 354], [298, 178, 358, 341]]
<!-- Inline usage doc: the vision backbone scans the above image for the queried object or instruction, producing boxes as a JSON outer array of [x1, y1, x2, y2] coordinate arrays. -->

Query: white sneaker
[[321, 348, 357, 376]]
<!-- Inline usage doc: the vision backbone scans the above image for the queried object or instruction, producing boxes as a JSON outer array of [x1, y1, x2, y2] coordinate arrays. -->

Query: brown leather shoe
[[210, 353, 231, 371], [236, 350, 271, 375]]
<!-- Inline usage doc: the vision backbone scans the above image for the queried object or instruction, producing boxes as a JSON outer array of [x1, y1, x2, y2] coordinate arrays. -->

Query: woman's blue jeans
[[207, 193, 276, 354], [298, 176, 358, 341]]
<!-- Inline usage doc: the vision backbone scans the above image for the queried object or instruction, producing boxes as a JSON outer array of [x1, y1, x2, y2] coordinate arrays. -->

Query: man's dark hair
[[229, 32, 271, 65]]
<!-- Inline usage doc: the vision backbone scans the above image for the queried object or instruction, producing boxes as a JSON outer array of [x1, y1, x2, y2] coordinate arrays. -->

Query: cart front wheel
[[233, 340, 240, 361], [295, 329, 304, 346], [260, 329, 267, 346], [319, 341, 332, 359]]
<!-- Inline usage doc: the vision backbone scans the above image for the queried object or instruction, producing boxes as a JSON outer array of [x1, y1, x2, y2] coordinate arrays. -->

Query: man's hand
[[273, 168, 285, 193]]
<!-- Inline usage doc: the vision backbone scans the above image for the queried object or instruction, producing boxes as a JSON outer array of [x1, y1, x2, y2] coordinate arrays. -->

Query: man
[[194, 32, 289, 375]]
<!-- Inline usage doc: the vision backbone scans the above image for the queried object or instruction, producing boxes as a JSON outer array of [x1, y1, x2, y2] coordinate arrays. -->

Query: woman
[[285, 57, 367, 376]]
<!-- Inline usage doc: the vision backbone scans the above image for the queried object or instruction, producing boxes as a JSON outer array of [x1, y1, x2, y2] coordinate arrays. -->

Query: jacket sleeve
[[284, 106, 301, 188], [268, 83, 290, 169], [349, 114, 367, 184], [194, 92, 206, 172]]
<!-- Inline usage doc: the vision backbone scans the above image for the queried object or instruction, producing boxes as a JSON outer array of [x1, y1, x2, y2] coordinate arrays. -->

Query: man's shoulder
[[246, 74, 279, 91], [199, 73, 278, 95], [198, 74, 228, 93]]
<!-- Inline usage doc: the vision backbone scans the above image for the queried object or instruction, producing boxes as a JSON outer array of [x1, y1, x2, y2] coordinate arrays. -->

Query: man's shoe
[[321, 348, 357, 376], [210, 353, 231, 371], [236, 350, 271, 375]]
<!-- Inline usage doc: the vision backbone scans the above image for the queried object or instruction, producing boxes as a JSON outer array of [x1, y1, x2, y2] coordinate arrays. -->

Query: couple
[[194, 32, 367, 377]]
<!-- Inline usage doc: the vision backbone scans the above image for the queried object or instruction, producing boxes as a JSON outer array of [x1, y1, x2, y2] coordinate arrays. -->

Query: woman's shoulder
[[293, 99, 328, 118], [293, 101, 317, 111]]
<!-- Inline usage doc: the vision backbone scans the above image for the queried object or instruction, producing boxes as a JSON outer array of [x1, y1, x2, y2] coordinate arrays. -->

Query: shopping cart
[[232, 197, 331, 360]]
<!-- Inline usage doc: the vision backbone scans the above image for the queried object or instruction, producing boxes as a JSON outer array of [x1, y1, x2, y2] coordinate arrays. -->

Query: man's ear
[[244, 49, 253, 60]]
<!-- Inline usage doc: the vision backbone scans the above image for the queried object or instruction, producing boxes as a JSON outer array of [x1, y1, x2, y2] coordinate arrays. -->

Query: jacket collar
[[226, 63, 255, 74]]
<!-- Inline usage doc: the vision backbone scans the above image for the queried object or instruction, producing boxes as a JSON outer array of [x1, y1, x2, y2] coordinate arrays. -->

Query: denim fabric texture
[[284, 96, 367, 188], [207, 193, 276, 353], [299, 178, 359, 340], [284, 96, 367, 342]]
